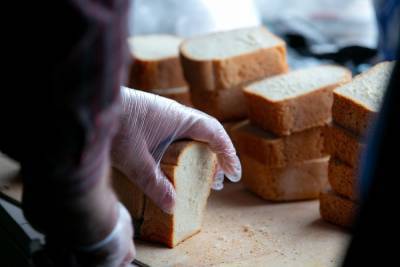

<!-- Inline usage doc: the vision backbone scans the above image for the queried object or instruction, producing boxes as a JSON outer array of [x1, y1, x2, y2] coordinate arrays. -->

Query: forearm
[[22, 162, 119, 247]]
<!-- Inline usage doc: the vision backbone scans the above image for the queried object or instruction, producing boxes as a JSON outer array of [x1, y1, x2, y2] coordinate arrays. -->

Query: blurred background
[[128, 0, 387, 72]]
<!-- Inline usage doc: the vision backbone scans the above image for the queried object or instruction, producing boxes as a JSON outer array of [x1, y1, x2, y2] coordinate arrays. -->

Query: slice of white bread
[[323, 124, 365, 168], [232, 120, 325, 167], [244, 66, 351, 136], [242, 155, 330, 201], [333, 61, 394, 136], [190, 85, 247, 121], [140, 141, 217, 248], [329, 158, 358, 201], [180, 27, 288, 91], [128, 35, 186, 90], [150, 86, 192, 107], [320, 191, 358, 228], [112, 168, 145, 221]]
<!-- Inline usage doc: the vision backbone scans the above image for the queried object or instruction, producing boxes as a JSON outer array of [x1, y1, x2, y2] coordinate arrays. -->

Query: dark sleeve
[[0, 0, 130, 232]]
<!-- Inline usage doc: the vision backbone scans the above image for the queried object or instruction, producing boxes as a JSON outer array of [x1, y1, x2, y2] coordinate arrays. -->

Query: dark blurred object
[[342, 58, 399, 265], [285, 33, 377, 72]]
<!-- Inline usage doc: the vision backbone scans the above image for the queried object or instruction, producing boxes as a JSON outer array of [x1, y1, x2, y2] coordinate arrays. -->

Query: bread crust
[[129, 56, 186, 90], [150, 87, 192, 107], [244, 74, 351, 136], [180, 28, 288, 91], [323, 124, 365, 167], [232, 121, 326, 167], [112, 168, 145, 221], [190, 86, 248, 121], [320, 191, 358, 228], [241, 155, 330, 201], [328, 158, 358, 201]]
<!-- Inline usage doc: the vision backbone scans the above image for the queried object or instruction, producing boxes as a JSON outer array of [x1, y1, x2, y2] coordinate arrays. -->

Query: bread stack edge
[[128, 34, 192, 106], [320, 61, 395, 228], [233, 65, 352, 201]]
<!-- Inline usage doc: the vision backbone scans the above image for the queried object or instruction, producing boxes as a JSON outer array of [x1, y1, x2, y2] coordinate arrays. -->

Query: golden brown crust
[[319, 191, 358, 228], [150, 87, 192, 107], [332, 92, 374, 136], [232, 121, 326, 167], [180, 43, 288, 91], [140, 165, 176, 248], [323, 124, 365, 167], [190, 86, 248, 121], [129, 56, 186, 90], [245, 81, 351, 136], [241, 155, 329, 201], [328, 158, 358, 201], [111, 168, 145, 221]]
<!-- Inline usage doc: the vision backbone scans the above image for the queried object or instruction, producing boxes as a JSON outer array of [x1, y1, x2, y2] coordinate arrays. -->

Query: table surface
[[0, 154, 350, 267]]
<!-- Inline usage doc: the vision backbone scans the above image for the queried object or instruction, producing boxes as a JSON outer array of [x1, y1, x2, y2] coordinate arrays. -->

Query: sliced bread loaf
[[244, 65, 351, 136], [128, 35, 186, 90], [140, 141, 217, 248], [242, 155, 330, 201], [329, 158, 358, 201], [323, 124, 365, 167], [231, 120, 325, 167], [320, 191, 358, 228], [180, 27, 288, 91], [112, 168, 145, 221], [150, 86, 192, 107], [333, 61, 394, 136]]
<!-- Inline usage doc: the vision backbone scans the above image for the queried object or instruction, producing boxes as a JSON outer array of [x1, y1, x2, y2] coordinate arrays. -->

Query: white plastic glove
[[111, 87, 242, 213], [76, 203, 135, 267]]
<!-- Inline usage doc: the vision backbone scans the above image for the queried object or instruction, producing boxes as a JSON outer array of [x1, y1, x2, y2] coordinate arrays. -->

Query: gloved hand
[[75, 203, 135, 267], [111, 87, 242, 213]]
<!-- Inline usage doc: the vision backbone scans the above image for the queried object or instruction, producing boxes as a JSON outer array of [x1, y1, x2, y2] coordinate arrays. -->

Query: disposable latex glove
[[76, 203, 135, 267], [111, 87, 241, 213]]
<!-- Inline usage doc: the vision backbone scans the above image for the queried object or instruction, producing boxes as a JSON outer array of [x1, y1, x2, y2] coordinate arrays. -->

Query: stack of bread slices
[[128, 34, 192, 106], [180, 26, 288, 122], [232, 66, 352, 201], [320, 61, 394, 227]]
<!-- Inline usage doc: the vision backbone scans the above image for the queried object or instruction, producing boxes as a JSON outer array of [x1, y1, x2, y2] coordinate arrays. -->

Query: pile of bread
[[113, 26, 394, 248]]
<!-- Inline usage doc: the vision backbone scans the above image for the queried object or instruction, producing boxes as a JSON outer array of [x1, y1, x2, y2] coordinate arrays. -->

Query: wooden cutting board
[[0, 154, 350, 267]]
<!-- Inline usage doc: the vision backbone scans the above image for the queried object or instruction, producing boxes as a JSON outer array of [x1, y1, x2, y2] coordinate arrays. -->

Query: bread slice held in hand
[[112, 141, 218, 248], [333, 61, 394, 136], [128, 35, 186, 90], [244, 66, 351, 136], [140, 141, 217, 248], [180, 26, 288, 91]]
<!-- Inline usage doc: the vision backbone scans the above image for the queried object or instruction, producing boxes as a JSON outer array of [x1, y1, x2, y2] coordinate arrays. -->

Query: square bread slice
[[323, 123, 365, 168], [320, 191, 358, 228], [128, 35, 186, 90], [150, 86, 192, 107], [231, 120, 325, 167], [244, 65, 351, 136], [329, 158, 358, 201], [140, 141, 217, 248], [180, 26, 288, 91], [333, 61, 394, 136], [190, 85, 247, 121], [241, 155, 330, 201], [112, 168, 145, 221]]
